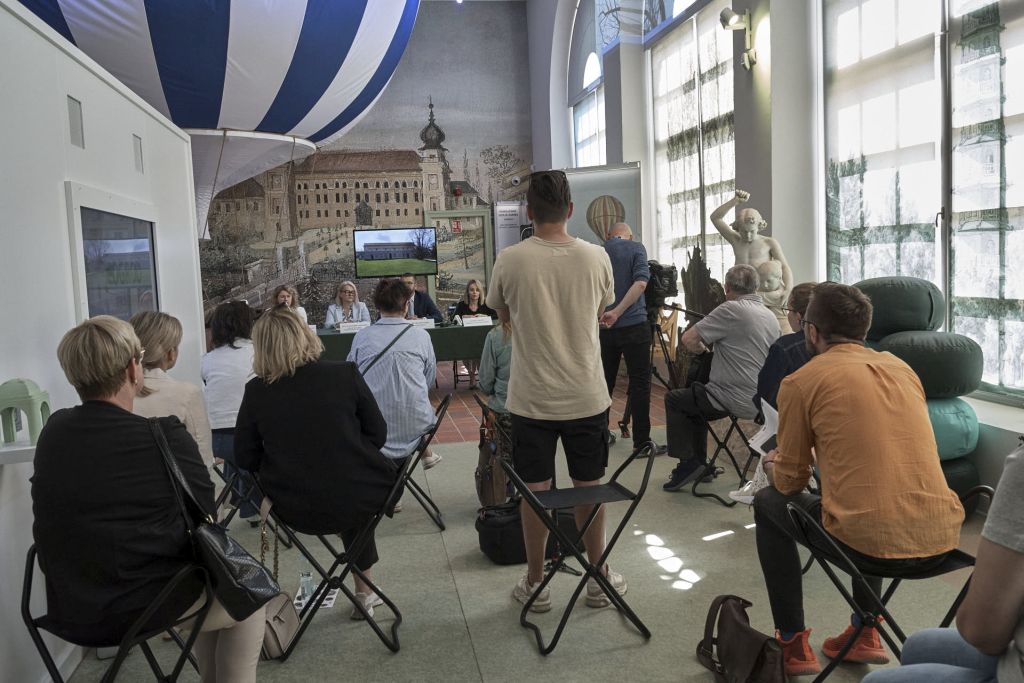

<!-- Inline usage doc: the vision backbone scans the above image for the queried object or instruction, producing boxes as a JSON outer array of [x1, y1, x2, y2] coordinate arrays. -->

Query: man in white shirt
[[488, 170, 622, 613]]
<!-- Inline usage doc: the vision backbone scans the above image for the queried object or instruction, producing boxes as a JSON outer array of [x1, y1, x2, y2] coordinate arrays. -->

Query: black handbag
[[696, 595, 785, 683], [475, 501, 583, 565], [149, 419, 281, 621]]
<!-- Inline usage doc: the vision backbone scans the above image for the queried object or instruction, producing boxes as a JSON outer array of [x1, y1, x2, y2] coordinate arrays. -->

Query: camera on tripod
[[645, 259, 678, 323]]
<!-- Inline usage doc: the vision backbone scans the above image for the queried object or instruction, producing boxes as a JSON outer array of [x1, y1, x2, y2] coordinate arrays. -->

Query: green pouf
[[927, 398, 980, 460], [941, 457, 981, 516], [878, 331, 983, 398], [855, 277, 944, 341]]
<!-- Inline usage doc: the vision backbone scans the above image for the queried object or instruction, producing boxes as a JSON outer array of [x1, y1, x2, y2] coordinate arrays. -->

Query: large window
[[650, 0, 735, 281], [81, 207, 158, 320], [825, 0, 1024, 399], [573, 85, 607, 168]]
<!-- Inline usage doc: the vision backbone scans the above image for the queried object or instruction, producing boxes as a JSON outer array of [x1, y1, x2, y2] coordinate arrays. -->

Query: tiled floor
[[429, 361, 670, 445]]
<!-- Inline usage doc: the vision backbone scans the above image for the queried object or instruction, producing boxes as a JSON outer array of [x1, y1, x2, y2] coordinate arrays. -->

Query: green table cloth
[[318, 323, 494, 363]]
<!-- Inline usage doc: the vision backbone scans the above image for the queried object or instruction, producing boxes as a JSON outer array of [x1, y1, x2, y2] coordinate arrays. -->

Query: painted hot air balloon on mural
[[16, 0, 420, 233]]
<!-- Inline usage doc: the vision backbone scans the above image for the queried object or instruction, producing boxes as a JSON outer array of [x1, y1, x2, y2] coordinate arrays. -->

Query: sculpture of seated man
[[757, 260, 791, 333]]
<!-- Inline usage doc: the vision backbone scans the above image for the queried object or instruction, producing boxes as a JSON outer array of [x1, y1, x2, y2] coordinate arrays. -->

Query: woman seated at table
[[325, 280, 370, 327], [453, 279, 496, 388], [234, 307, 397, 618], [478, 318, 513, 461], [272, 284, 307, 324], [348, 277, 442, 472], [32, 316, 264, 682]]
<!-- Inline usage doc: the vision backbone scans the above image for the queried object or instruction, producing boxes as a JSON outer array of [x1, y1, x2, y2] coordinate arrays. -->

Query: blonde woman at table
[[453, 279, 497, 388], [326, 281, 370, 327], [272, 284, 307, 324]]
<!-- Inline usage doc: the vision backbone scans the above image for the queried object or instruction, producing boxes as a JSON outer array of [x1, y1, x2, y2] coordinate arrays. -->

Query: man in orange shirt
[[753, 282, 965, 677]]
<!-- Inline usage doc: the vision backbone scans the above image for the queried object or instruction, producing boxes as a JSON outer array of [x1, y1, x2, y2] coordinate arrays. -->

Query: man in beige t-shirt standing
[[488, 170, 622, 613]]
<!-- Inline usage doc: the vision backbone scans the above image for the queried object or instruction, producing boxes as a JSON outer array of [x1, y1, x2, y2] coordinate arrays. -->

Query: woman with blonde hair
[[453, 279, 497, 388], [234, 307, 396, 618], [32, 316, 264, 682], [272, 283, 308, 324], [130, 311, 214, 466], [325, 280, 370, 326]]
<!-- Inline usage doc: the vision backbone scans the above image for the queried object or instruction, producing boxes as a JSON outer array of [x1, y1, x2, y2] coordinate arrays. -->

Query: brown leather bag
[[258, 498, 300, 660], [696, 595, 785, 683], [475, 414, 509, 507]]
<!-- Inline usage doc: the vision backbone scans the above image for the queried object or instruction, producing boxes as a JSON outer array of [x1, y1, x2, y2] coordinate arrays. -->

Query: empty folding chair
[[22, 544, 211, 683], [786, 485, 993, 681]]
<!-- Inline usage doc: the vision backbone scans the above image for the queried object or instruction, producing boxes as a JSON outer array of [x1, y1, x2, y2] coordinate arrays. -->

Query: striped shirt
[[347, 317, 436, 459]]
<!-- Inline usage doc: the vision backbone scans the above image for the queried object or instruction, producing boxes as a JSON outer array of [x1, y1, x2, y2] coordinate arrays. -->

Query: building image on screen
[[354, 227, 438, 278]]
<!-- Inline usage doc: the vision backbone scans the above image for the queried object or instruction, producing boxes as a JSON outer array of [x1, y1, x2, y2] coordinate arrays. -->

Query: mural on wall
[[199, 1, 532, 324]]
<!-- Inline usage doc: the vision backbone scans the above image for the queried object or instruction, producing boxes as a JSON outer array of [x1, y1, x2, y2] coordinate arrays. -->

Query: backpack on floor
[[475, 501, 583, 565]]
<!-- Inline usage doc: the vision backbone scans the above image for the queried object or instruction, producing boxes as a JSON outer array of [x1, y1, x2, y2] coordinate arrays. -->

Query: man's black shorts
[[510, 411, 609, 483]]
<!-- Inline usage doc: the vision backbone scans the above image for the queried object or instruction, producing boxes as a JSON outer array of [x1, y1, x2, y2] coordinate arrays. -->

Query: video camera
[[645, 259, 678, 322]]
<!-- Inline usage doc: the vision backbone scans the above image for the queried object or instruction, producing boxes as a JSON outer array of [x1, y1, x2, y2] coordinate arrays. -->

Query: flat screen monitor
[[354, 227, 438, 278]]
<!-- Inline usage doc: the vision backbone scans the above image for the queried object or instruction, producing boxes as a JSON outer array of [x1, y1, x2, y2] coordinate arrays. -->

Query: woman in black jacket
[[32, 316, 263, 682], [235, 306, 396, 619]]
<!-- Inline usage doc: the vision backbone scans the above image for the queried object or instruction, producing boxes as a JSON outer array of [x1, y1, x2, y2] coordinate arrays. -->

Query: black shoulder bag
[[696, 595, 785, 683], [149, 419, 281, 621]]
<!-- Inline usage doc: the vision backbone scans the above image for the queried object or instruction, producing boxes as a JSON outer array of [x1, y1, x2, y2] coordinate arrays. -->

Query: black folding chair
[[22, 544, 211, 683], [213, 464, 292, 548], [267, 394, 452, 659], [692, 413, 756, 507], [786, 485, 994, 681], [401, 394, 452, 530], [498, 436, 657, 655]]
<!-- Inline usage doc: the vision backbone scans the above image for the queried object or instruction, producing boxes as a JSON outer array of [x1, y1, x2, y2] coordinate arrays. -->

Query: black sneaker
[[663, 459, 710, 491]]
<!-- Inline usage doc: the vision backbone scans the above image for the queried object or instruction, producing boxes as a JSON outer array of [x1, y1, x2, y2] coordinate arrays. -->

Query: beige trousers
[[181, 596, 265, 683]]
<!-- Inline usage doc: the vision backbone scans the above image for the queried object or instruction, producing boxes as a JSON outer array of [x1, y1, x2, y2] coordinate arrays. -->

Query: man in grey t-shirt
[[662, 264, 779, 492]]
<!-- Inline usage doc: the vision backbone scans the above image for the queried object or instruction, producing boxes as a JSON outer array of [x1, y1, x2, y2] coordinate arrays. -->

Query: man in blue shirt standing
[[599, 223, 653, 457]]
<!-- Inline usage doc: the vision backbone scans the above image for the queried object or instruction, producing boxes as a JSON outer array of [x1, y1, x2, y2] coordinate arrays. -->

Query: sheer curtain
[[650, 0, 734, 281], [574, 86, 607, 168]]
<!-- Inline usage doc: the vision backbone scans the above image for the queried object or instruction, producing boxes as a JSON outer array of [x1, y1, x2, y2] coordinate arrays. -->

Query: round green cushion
[[854, 277, 945, 340], [941, 457, 981, 516], [878, 331, 983, 398], [927, 398, 979, 460]]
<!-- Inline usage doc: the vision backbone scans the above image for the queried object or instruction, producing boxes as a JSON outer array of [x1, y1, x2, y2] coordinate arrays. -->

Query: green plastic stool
[[0, 379, 51, 445]]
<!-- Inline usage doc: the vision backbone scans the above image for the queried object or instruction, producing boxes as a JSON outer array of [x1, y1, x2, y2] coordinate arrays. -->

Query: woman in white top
[[272, 284, 307, 324], [201, 301, 258, 523], [130, 311, 214, 466], [325, 281, 371, 327]]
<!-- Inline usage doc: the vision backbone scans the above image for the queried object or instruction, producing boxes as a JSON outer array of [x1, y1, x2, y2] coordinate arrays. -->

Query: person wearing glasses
[[662, 263, 780, 492], [326, 281, 370, 327], [752, 282, 965, 677], [753, 282, 817, 413]]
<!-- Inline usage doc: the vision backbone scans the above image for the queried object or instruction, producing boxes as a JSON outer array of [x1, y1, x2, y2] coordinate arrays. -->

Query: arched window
[[583, 52, 601, 89]]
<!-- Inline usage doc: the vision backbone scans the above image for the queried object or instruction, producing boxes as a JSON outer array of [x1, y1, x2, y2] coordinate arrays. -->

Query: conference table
[[318, 323, 493, 362]]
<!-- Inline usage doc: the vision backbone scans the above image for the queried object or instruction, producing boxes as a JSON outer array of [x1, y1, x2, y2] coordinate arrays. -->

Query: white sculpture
[[711, 190, 794, 333]]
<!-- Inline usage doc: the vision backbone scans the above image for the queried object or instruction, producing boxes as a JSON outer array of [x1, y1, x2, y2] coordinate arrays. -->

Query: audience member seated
[[130, 311, 214, 467], [349, 277, 442, 475], [325, 280, 370, 326], [401, 273, 444, 324], [202, 301, 258, 525], [753, 282, 965, 677], [478, 319, 513, 460], [862, 440, 1024, 683], [272, 284, 308, 324], [234, 307, 397, 618], [454, 279, 496, 387], [32, 316, 264, 682], [753, 282, 816, 414], [663, 264, 780, 491]]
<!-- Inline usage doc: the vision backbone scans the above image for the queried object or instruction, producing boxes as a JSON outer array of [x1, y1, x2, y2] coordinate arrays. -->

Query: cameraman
[[599, 223, 653, 457]]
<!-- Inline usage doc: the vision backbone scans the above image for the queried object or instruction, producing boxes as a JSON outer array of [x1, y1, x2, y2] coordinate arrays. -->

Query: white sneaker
[[729, 460, 770, 505], [512, 574, 551, 613], [350, 591, 384, 620], [421, 452, 442, 470], [586, 568, 627, 608]]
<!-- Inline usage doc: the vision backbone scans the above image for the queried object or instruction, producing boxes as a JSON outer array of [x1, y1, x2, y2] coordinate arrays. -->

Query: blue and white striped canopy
[[18, 0, 420, 145]]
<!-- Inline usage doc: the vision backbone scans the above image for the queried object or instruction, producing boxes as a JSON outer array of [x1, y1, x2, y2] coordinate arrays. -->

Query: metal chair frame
[[401, 394, 452, 531], [692, 414, 756, 507]]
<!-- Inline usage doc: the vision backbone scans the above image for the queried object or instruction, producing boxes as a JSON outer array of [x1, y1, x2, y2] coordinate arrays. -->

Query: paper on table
[[748, 402, 778, 457]]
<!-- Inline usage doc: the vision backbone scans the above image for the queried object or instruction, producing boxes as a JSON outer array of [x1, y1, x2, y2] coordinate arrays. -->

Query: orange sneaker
[[777, 629, 823, 677], [821, 624, 890, 664]]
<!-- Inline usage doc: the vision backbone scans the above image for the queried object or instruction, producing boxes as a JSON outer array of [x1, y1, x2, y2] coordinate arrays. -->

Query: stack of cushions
[[855, 277, 985, 513]]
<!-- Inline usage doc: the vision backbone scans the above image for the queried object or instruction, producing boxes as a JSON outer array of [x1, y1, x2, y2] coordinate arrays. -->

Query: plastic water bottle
[[298, 570, 314, 604]]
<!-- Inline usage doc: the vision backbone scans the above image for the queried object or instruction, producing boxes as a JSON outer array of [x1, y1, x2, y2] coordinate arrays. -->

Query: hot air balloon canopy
[[17, 0, 420, 233]]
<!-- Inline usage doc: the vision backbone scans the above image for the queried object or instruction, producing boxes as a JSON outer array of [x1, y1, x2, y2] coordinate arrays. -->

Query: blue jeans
[[213, 431, 258, 519], [862, 629, 998, 683]]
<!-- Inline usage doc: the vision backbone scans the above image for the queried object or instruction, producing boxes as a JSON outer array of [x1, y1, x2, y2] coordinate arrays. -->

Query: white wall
[[0, 3, 204, 680], [527, 0, 575, 171]]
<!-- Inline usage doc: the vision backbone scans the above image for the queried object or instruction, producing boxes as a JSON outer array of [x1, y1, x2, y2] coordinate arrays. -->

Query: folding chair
[[267, 394, 452, 659], [22, 544, 211, 683], [786, 485, 994, 681], [692, 413, 756, 507], [213, 464, 292, 548], [499, 440, 657, 655], [401, 394, 452, 531]]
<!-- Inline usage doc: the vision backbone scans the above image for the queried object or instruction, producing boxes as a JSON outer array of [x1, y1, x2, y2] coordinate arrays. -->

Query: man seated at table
[[662, 264, 779, 491], [753, 282, 965, 677], [401, 273, 444, 324]]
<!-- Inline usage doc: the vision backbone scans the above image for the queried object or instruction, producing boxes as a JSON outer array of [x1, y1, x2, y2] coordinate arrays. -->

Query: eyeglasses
[[799, 319, 817, 330], [134, 348, 145, 366]]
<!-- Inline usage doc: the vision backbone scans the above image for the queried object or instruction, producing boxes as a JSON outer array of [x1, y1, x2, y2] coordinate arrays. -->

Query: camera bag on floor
[[696, 595, 785, 683], [475, 501, 583, 565]]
